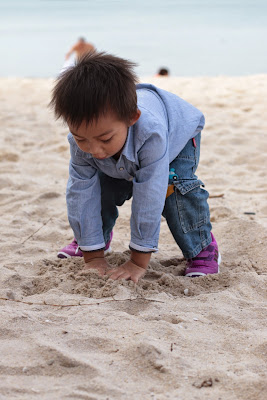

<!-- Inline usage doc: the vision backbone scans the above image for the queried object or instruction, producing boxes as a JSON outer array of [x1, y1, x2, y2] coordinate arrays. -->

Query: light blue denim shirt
[[66, 83, 205, 252]]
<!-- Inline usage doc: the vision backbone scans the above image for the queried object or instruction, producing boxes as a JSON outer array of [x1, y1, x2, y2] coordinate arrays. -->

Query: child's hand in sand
[[107, 260, 147, 283], [81, 257, 110, 276]]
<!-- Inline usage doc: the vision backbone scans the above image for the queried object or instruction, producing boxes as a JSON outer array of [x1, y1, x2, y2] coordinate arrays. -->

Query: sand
[[0, 75, 266, 399]]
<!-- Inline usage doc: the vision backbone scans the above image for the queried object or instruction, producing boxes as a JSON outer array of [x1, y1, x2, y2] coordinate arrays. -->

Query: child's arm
[[108, 124, 169, 283], [129, 127, 169, 252], [67, 134, 106, 254]]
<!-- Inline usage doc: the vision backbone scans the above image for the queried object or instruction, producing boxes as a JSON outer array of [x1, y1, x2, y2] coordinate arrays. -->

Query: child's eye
[[102, 137, 112, 143]]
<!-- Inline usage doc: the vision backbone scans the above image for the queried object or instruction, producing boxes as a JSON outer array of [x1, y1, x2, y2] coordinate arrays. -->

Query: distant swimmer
[[60, 37, 95, 73], [65, 37, 95, 61]]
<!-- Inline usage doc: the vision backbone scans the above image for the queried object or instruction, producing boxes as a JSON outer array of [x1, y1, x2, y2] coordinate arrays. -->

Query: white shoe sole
[[57, 246, 112, 259], [57, 251, 71, 258], [104, 246, 112, 255]]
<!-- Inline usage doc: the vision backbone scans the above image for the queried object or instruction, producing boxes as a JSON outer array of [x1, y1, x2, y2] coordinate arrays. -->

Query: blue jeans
[[100, 133, 212, 259]]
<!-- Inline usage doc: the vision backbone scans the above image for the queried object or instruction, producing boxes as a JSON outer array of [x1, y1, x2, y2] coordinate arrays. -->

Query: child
[[50, 51, 221, 283]]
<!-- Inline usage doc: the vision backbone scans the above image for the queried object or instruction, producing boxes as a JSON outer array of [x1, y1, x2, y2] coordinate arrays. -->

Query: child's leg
[[162, 133, 213, 260], [99, 172, 133, 244]]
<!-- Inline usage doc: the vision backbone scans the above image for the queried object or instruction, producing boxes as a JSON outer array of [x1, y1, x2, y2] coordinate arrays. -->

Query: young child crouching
[[50, 51, 221, 283]]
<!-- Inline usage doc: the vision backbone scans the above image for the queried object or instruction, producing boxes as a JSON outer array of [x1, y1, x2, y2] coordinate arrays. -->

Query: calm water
[[1, 0, 267, 77]]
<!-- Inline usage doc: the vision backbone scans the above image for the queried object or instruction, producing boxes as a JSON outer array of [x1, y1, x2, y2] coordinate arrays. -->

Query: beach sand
[[0, 75, 266, 399]]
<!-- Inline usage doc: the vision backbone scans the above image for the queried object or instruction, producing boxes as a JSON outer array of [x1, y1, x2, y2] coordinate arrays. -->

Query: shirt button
[[119, 167, 124, 171]]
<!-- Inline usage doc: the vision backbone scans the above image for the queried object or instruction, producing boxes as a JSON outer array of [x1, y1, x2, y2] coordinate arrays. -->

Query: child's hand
[[81, 257, 110, 276], [107, 260, 147, 283]]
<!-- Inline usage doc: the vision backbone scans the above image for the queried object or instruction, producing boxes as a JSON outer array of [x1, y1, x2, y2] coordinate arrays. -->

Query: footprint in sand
[[210, 206, 234, 222], [0, 152, 19, 162], [0, 340, 98, 377], [0, 178, 13, 189], [38, 192, 61, 200]]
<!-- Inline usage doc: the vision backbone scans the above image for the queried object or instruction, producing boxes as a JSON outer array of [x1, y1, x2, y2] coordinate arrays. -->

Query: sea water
[[0, 0, 266, 77]]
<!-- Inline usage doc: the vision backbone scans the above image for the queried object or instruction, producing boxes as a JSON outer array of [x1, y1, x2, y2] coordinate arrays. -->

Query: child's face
[[68, 111, 140, 160]]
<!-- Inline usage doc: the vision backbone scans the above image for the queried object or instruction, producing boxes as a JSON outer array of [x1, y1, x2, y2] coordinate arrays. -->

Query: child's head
[[51, 51, 139, 129], [50, 51, 140, 159]]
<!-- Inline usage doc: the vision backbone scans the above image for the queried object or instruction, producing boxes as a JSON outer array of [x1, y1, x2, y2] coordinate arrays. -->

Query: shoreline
[[0, 73, 267, 81]]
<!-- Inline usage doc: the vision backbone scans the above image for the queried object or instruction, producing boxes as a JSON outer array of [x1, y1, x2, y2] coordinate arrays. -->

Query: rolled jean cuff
[[129, 241, 158, 253], [79, 242, 106, 252]]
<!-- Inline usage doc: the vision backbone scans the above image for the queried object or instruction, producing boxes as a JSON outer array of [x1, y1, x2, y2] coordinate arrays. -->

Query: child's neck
[[112, 150, 122, 161]]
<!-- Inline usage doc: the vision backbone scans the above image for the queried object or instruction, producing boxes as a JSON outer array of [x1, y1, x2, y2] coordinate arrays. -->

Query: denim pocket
[[173, 179, 210, 234], [174, 179, 204, 195]]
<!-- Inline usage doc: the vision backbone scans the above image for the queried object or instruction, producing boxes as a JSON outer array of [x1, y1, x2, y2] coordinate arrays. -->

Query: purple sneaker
[[104, 231, 113, 255], [185, 233, 221, 277], [57, 232, 113, 259]]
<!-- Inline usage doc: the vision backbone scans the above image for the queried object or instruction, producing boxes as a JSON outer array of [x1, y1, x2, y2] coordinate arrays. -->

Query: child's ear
[[129, 109, 141, 126]]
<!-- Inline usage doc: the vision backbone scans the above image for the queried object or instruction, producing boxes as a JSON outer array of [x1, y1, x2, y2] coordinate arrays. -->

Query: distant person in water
[[65, 37, 95, 61], [156, 68, 169, 77], [60, 37, 95, 73]]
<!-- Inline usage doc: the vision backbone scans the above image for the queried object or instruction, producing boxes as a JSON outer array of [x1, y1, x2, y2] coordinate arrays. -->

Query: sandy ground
[[0, 75, 266, 400]]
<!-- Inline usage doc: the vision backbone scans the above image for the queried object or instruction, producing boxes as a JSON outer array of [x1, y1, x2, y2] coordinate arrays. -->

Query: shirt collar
[[120, 125, 136, 163]]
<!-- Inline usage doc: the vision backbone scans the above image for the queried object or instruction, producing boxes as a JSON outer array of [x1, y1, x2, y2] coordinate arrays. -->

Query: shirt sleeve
[[130, 125, 169, 253], [66, 135, 105, 251]]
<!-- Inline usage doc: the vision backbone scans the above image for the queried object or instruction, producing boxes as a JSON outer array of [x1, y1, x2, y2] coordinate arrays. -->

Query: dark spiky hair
[[50, 51, 139, 128]]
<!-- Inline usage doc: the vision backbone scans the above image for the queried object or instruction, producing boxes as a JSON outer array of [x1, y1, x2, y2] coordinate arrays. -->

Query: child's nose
[[87, 142, 101, 154]]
